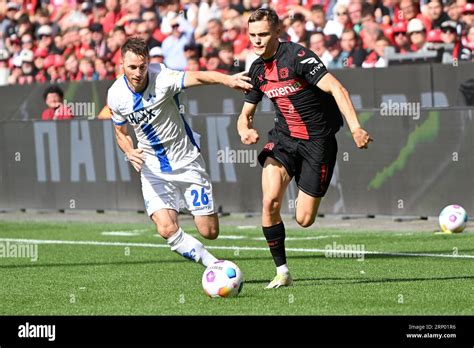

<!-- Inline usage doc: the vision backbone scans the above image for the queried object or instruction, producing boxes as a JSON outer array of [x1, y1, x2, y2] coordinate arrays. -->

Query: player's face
[[122, 51, 149, 92], [248, 20, 280, 59]]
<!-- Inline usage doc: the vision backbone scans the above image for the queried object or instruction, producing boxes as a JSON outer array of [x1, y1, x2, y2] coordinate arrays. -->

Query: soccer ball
[[439, 204, 468, 233], [202, 260, 244, 298]]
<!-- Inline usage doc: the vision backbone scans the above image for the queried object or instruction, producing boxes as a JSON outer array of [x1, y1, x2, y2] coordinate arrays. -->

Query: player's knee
[[262, 197, 281, 216], [201, 225, 219, 240], [155, 222, 179, 239], [296, 214, 316, 228]]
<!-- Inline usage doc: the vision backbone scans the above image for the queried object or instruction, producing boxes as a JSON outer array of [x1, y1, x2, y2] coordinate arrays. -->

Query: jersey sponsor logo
[[300, 57, 319, 64], [127, 108, 157, 125], [298, 50, 306, 57], [309, 62, 325, 75], [263, 81, 303, 98], [279, 67, 289, 79]]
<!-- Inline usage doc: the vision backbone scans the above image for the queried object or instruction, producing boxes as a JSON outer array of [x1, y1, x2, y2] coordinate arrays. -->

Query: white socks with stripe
[[166, 228, 217, 267]]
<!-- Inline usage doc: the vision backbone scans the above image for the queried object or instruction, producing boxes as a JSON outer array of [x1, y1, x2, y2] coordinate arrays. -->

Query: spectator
[[327, 34, 344, 69], [136, 20, 161, 50], [21, 33, 35, 52], [65, 54, 81, 80], [78, 57, 98, 80], [289, 13, 310, 44], [217, 42, 244, 74], [36, 25, 61, 54], [161, 16, 194, 70], [340, 28, 367, 67], [101, 0, 123, 34], [142, 10, 167, 44], [392, 22, 412, 53], [359, 4, 384, 51], [426, 0, 450, 29], [349, 2, 363, 34], [41, 85, 73, 120], [17, 49, 36, 85], [366, 0, 391, 25], [185, 57, 201, 71], [222, 18, 249, 57], [460, 3, 474, 29], [149, 46, 164, 71], [407, 18, 428, 52], [399, 0, 432, 31], [363, 35, 390, 67], [0, 49, 10, 86], [440, 20, 471, 61], [90, 23, 108, 59], [445, 0, 461, 22], [2, 2, 21, 38], [305, 5, 327, 33], [7, 55, 23, 85], [324, 4, 350, 38], [197, 18, 224, 56], [309, 31, 333, 67]]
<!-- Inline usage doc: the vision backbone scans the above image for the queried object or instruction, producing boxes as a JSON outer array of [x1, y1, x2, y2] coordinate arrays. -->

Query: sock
[[167, 228, 217, 267], [262, 222, 287, 268], [277, 264, 289, 275]]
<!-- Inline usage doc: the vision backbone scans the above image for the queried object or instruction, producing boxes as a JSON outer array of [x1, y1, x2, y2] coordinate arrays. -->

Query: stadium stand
[[0, 0, 472, 86]]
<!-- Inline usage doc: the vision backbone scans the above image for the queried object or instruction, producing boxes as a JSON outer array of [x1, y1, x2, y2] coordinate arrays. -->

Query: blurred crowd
[[0, 0, 473, 86]]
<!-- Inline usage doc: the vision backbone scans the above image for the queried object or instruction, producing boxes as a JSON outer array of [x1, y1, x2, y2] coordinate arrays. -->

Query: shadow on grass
[[245, 275, 474, 286]]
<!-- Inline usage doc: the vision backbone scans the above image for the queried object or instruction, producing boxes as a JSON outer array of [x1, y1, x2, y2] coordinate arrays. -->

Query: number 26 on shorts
[[191, 188, 209, 207]]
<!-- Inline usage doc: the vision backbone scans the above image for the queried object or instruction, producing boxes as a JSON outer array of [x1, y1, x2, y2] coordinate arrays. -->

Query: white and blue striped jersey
[[107, 64, 200, 173]]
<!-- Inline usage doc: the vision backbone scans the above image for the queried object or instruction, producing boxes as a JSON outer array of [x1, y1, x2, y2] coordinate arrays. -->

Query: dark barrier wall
[[0, 108, 472, 216], [0, 63, 473, 121]]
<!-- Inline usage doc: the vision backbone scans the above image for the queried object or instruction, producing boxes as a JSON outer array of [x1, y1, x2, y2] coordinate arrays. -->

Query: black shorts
[[258, 128, 338, 198]]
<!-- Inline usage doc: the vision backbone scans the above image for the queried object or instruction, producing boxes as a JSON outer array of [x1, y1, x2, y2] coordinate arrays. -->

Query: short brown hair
[[248, 8, 280, 30], [121, 37, 149, 59]]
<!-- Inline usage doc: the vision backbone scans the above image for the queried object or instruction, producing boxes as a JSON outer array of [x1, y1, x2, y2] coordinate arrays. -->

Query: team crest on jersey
[[263, 142, 275, 151], [279, 67, 289, 79], [258, 74, 264, 82], [298, 50, 306, 57]]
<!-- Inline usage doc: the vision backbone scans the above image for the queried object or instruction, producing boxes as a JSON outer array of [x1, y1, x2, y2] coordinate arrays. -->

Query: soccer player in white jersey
[[108, 38, 252, 267]]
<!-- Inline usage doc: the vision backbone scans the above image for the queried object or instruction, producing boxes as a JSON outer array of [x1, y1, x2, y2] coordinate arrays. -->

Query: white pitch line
[[182, 235, 340, 241], [0, 238, 473, 260]]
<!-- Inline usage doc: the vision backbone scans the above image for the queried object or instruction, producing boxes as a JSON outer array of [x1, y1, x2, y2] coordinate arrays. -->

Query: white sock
[[167, 228, 217, 267], [277, 264, 289, 275]]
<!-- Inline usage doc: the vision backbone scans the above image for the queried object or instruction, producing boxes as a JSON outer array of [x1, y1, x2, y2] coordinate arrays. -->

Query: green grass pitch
[[0, 220, 473, 315]]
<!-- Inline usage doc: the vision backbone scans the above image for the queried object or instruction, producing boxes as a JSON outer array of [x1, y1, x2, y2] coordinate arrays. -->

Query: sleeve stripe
[[112, 119, 127, 126]]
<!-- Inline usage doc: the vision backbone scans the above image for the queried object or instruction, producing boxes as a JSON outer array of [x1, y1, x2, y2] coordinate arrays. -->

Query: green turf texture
[[0, 221, 473, 315]]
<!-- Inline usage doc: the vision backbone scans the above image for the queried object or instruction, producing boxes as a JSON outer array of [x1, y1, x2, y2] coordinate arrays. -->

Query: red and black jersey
[[245, 41, 343, 140]]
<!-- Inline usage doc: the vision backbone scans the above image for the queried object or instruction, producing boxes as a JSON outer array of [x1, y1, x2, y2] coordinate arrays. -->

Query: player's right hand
[[126, 148, 145, 172], [239, 129, 260, 145], [352, 127, 373, 149]]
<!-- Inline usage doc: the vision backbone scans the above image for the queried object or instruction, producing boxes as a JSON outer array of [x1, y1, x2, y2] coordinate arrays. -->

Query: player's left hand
[[352, 127, 373, 149], [227, 72, 253, 92]]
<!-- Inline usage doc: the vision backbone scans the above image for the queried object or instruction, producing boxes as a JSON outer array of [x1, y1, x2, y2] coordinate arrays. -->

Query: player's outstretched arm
[[183, 71, 253, 92], [237, 102, 260, 145], [316, 73, 373, 149], [114, 124, 145, 172]]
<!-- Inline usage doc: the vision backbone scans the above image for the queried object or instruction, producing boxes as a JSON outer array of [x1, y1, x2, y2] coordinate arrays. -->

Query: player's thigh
[[194, 213, 219, 240], [140, 168, 180, 223], [150, 208, 180, 239], [262, 157, 292, 211], [295, 190, 321, 228]]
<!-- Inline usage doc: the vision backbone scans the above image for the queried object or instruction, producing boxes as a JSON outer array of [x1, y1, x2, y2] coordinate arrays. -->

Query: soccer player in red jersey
[[237, 8, 373, 288]]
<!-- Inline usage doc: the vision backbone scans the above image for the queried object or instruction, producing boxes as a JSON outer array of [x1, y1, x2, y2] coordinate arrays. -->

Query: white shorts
[[141, 155, 215, 216]]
